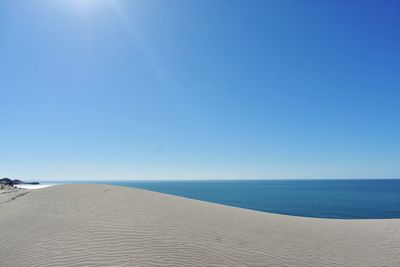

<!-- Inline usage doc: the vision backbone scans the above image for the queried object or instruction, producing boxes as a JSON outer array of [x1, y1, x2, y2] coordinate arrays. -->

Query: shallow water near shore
[[54, 179, 400, 219]]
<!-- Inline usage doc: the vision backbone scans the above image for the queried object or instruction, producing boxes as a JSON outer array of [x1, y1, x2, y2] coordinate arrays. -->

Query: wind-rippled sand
[[0, 184, 399, 266]]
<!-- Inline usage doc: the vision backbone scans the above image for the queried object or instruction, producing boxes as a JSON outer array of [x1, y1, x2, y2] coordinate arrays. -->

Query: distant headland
[[0, 178, 40, 187]]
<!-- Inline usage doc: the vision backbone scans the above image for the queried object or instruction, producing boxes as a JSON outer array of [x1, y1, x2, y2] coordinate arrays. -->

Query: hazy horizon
[[8, 177, 400, 183], [1, 0, 399, 181]]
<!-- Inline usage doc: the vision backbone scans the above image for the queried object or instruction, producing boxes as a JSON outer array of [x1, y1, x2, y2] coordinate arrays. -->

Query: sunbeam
[[106, 0, 168, 83]]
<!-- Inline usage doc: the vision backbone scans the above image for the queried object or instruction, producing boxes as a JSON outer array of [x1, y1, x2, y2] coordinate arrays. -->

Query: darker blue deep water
[[73, 179, 400, 219]]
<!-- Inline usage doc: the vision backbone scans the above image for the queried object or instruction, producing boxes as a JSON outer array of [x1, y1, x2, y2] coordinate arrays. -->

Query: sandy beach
[[0, 184, 399, 267]]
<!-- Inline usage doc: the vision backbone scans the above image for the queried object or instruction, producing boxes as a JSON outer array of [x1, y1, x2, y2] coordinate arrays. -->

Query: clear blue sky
[[1, 0, 399, 180]]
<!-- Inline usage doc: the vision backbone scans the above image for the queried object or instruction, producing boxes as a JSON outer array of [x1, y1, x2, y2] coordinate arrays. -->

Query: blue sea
[[62, 179, 400, 219]]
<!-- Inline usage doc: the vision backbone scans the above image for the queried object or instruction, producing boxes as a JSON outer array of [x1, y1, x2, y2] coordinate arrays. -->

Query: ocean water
[[67, 179, 400, 219]]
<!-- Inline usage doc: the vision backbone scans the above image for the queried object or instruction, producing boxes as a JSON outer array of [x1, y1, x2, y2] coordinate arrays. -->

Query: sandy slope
[[0, 184, 399, 267], [0, 186, 29, 205]]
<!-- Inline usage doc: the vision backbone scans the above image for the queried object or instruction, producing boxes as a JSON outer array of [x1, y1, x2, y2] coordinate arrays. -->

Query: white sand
[[14, 183, 56, 190], [0, 184, 399, 267]]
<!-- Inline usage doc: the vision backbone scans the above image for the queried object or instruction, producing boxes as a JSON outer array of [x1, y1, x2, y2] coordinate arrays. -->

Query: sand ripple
[[1, 184, 399, 266]]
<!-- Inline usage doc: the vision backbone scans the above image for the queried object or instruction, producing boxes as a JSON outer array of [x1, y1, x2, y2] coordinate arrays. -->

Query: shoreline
[[76, 183, 400, 221], [39, 180, 400, 220], [2, 183, 399, 221]]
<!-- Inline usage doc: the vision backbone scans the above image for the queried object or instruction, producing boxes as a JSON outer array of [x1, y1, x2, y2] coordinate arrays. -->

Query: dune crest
[[0, 184, 399, 266]]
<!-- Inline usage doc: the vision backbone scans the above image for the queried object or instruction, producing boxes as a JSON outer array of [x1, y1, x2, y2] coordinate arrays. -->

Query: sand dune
[[0, 184, 399, 267]]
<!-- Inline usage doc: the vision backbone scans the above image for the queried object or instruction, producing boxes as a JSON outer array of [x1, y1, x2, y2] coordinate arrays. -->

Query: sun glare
[[65, 0, 102, 13]]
